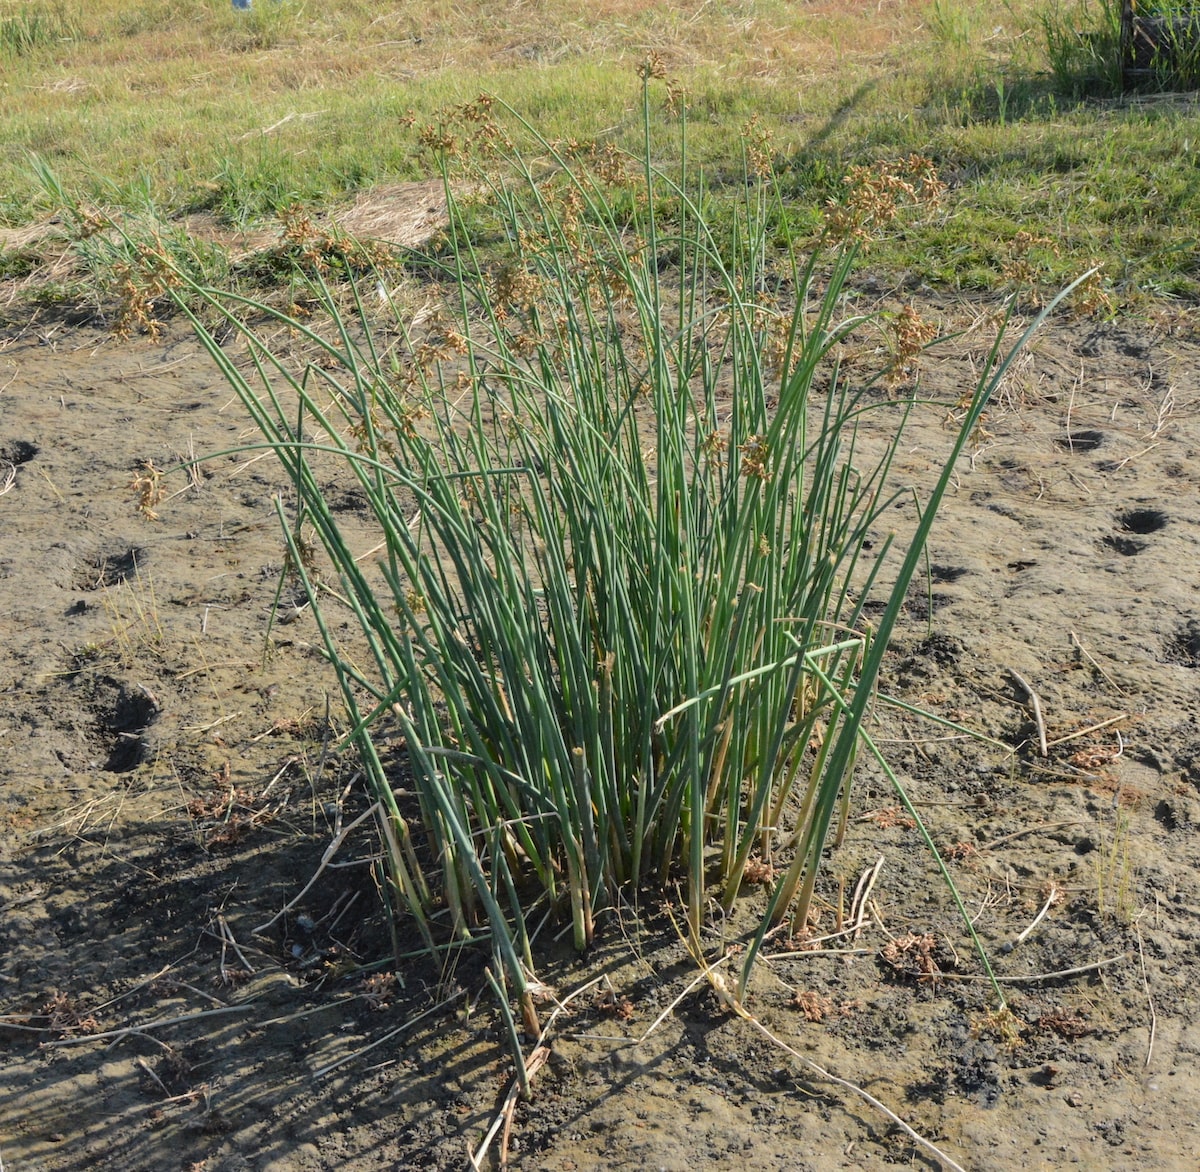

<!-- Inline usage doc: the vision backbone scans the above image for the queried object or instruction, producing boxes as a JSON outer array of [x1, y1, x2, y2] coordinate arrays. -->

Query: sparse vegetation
[[1095, 808, 1136, 921]]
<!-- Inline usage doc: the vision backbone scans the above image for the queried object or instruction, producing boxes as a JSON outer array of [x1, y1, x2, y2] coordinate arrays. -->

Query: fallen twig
[[936, 955, 1128, 983], [1013, 884, 1059, 948], [848, 856, 884, 940], [1045, 712, 1130, 748], [743, 1014, 967, 1172], [42, 1004, 256, 1048], [217, 914, 257, 979], [254, 801, 380, 935], [1007, 668, 1048, 756], [469, 973, 608, 1170], [1136, 925, 1157, 1068], [1068, 630, 1127, 696], [665, 910, 965, 1171], [468, 1046, 551, 1172], [978, 820, 1083, 851], [237, 110, 327, 140]]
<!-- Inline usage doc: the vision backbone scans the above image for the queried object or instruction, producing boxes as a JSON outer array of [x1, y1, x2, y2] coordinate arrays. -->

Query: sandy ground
[[3, 290, 1200, 1172]]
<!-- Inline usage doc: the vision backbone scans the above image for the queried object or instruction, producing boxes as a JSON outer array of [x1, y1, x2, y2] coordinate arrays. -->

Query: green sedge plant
[[163, 77, 1074, 1031]]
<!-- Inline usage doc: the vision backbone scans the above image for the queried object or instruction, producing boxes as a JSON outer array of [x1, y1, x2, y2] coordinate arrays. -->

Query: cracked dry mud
[[3, 297, 1200, 1171]]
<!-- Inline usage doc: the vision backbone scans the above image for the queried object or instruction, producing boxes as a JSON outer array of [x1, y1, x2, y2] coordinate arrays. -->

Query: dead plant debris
[[1035, 1007, 1093, 1039], [788, 989, 864, 1022], [879, 932, 953, 985]]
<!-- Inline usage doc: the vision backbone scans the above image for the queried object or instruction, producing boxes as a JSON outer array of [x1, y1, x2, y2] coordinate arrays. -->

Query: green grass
[[1040, 0, 1126, 96], [0, 1, 79, 55], [3, 0, 1200, 305], [1043, 0, 1200, 96]]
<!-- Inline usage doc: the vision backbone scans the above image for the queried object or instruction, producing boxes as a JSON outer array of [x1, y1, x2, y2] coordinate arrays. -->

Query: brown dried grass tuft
[[333, 179, 451, 249]]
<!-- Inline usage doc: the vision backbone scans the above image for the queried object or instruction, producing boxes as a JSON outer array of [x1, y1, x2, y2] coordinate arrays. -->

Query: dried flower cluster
[[362, 972, 399, 1011], [825, 155, 946, 247], [1000, 229, 1060, 289], [862, 805, 918, 830], [416, 93, 515, 164], [1036, 1007, 1092, 1038], [742, 857, 774, 885], [131, 459, 167, 520], [561, 137, 629, 187], [594, 987, 635, 1020], [886, 304, 939, 386], [741, 114, 774, 181], [738, 434, 771, 480], [789, 988, 863, 1022], [492, 260, 543, 317], [42, 992, 101, 1037], [186, 762, 280, 847], [278, 204, 395, 277], [638, 52, 686, 114], [1070, 266, 1115, 318], [112, 242, 180, 339]]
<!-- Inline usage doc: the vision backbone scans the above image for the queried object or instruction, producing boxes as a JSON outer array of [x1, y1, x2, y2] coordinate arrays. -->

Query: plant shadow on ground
[[0, 752, 520, 1170], [0, 694, 1180, 1171]]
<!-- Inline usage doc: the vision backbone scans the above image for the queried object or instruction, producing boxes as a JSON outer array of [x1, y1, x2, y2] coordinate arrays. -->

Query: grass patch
[[1043, 0, 1200, 95], [0, 1, 81, 56], [3, 0, 1200, 308], [1041, 0, 1126, 96]]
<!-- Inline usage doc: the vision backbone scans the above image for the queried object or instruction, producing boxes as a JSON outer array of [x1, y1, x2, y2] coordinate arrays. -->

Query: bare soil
[[3, 290, 1200, 1172]]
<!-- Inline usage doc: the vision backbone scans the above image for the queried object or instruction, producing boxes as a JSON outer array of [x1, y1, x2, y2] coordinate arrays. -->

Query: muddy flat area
[[3, 293, 1200, 1171]]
